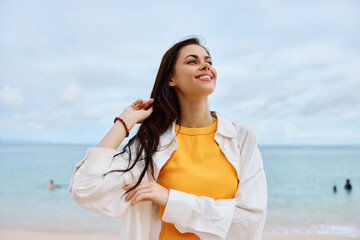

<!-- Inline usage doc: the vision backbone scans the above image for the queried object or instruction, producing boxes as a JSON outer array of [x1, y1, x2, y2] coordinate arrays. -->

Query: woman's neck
[[177, 97, 215, 128]]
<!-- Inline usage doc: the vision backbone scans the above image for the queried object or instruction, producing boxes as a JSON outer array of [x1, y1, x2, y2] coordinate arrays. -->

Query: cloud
[[211, 44, 360, 123], [0, 86, 23, 107], [61, 83, 82, 105], [71, 106, 105, 122], [300, 82, 360, 117], [284, 122, 360, 144]]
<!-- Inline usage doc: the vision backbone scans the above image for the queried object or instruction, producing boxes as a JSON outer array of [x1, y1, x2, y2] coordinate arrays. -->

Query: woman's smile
[[195, 72, 214, 81]]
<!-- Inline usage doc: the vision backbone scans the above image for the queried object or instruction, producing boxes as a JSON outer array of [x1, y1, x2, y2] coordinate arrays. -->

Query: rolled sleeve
[[163, 189, 236, 239], [80, 147, 119, 175], [69, 146, 141, 218], [226, 125, 267, 240]]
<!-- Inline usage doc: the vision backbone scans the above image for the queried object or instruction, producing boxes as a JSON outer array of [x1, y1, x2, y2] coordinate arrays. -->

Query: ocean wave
[[264, 224, 360, 237]]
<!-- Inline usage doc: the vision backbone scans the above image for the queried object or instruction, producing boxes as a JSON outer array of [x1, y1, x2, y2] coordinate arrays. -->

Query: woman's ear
[[168, 79, 175, 87]]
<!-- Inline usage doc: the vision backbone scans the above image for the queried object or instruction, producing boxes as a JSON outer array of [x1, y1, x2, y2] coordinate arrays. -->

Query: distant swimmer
[[48, 179, 60, 189], [344, 179, 352, 191], [333, 185, 337, 192]]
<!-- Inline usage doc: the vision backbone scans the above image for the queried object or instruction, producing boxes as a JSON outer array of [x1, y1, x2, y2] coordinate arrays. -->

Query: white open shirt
[[69, 113, 267, 240]]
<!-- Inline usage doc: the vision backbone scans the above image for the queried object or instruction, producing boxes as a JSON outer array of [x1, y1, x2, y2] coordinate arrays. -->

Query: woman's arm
[[69, 98, 154, 217], [226, 144, 267, 240]]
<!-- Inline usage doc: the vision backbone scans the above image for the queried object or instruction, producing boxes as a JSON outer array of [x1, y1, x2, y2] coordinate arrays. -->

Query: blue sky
[[1, 0, 359, 145]]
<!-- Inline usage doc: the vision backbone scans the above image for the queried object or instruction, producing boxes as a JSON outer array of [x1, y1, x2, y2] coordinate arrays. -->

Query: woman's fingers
[[124, 183, 142, 200], [130, 98, 154, 111], [131, 192, 152, 206], [131, 99, 142, 109], [139, 99, 154, 110], [123, 182, 169, 206], [145, 106, 154, 116], [146, 98, 154, 106], [124, 186, 139, 201], [141, 101, 151, 110], [123, 183, 136, 190], [123, 182, 149, 190], [124, 182, 151, 201], [129, 189, 153, 206]]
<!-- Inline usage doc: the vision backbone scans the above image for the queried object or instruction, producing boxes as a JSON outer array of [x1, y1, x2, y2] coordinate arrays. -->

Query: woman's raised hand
[[120, 98, 154, 127], [96, 98, 154, 149]]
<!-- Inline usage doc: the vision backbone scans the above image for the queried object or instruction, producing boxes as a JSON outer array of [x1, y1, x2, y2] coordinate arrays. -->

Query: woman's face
[[169, 44, 217, 98]]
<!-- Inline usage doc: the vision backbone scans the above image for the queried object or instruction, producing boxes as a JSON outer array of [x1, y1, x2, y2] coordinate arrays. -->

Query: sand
[[1, 230, 359, 240]]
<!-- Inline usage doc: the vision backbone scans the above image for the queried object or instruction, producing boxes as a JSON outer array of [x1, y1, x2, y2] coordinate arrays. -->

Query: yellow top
[[156, 119, 239, 239]]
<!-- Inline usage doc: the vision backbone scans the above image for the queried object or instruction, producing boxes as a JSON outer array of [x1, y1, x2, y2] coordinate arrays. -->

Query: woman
[[69, 37, 267, 240]]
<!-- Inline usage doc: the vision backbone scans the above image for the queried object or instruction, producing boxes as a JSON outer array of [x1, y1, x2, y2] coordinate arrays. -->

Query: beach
[[1, 230, 360, 240]]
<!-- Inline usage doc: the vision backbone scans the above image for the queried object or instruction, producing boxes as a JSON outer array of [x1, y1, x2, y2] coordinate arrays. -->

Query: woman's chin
[[191, 87, 215, 97]]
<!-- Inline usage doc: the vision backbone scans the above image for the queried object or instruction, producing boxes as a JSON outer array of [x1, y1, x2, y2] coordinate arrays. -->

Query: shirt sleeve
[[227, 138, 267, 240], [162, 189, 236, 239], [161, 126, 267, 240], [69, 146, 144, 218]]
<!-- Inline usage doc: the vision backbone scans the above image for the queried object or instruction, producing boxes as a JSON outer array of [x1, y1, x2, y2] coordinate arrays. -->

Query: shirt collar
[[159, 112, 236, 147], [213, 112, 237, 138]]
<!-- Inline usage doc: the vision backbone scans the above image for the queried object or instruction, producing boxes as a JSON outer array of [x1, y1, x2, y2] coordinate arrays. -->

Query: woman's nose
[[201, 62, 211, 70]]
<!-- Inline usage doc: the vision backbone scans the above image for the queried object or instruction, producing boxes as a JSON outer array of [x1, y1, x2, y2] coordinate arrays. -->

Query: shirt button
[[223, 145, 229, 150]]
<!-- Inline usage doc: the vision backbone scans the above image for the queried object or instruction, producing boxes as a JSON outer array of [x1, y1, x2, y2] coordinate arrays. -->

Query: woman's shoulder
[[226, 122, 259, 161], [231, 121, 254, 133], [216, 113, 256, 143], [232, 122, 256, 138], [232, 122, 257, 146]]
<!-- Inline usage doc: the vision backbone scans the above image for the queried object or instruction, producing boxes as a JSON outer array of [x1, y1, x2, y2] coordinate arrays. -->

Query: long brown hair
[[106, 37, 210, 193]]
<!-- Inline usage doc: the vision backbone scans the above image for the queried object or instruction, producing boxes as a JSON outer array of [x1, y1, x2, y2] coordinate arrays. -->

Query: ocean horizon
[[0, 143, 359, 237]]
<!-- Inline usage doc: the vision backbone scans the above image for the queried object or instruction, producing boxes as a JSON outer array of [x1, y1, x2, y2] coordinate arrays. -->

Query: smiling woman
[[69, 37, 267, 240]]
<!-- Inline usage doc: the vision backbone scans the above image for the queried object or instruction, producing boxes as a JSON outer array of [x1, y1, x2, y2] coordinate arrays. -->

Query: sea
[[0, 143, 359, 237]]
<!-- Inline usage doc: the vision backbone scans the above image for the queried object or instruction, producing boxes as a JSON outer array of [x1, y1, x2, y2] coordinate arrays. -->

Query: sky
[[0, 0, 359, 145]]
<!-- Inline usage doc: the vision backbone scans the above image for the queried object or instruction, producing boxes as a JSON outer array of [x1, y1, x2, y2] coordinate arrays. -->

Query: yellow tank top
[[156, 119, 238, 239]]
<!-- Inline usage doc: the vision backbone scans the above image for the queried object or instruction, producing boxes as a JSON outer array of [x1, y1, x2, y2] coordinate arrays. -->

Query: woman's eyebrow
[[184, 54, 211, 60]]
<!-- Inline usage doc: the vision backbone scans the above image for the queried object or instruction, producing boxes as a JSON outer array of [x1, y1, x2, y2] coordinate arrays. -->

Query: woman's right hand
[[119, 98, 154, 127], [97, 98, 154, 149]]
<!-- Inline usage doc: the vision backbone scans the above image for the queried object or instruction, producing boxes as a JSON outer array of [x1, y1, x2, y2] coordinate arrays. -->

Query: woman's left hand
[[123, 182, 169, 207]]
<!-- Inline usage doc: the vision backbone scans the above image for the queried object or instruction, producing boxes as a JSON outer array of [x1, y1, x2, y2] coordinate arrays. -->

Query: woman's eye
[[187, 60, 197, 64], [207, 61, 213, 66]]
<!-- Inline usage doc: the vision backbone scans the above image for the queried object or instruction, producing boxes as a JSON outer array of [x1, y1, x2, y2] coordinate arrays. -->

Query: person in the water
[[48, 179, 60, 189], [344, 179, 352, 191]]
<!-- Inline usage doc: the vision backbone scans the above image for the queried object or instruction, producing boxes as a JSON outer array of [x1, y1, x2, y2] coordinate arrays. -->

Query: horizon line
[[1, 139, 359, 147]]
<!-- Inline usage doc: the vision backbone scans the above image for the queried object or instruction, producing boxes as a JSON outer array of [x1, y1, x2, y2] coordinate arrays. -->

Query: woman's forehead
[[178, 44, 210, 59]]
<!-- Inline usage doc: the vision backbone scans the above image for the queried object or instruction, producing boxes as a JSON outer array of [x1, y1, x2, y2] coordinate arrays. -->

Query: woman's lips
[[195, 73, 213, 81]]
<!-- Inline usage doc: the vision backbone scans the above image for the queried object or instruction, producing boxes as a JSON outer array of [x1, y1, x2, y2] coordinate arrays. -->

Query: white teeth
[[198, 75, 211, 79]]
